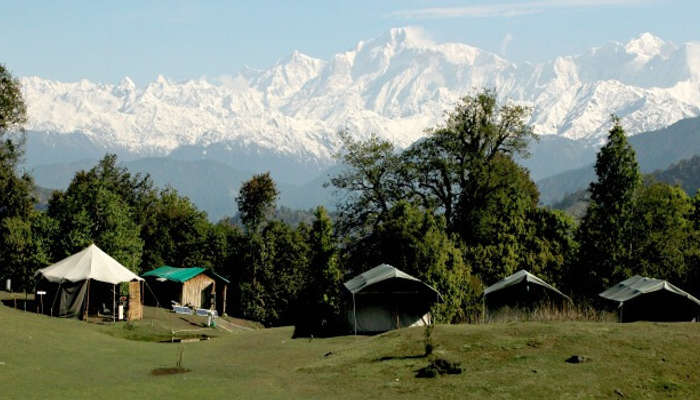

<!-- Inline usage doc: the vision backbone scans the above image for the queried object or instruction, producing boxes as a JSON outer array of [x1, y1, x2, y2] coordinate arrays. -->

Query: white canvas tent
[[344, 264, 441, 334], [35, 244, 142, 319], [599, 275, 700, 322]]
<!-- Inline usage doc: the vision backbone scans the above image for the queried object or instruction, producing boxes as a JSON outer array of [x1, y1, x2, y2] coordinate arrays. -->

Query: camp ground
[[343, 264, 441, 334], [142, 266, 229, 316], [2, 293, 699, 399], [483, 270, 571, 314], [600, 275, 700, 322], [2, 254, 700, 399]]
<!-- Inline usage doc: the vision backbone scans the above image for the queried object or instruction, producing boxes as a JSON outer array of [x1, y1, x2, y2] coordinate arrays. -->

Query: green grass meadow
[[0, 302, 698, 399]]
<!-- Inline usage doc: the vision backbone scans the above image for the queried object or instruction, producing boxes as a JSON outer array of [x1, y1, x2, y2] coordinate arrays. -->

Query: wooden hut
[[142, 266, 229, 315]]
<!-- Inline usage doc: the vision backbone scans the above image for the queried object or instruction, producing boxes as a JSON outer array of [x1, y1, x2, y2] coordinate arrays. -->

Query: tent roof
[[484, 270, 571, 301], [35, 244, 143, 285], [142, 266, 230, 284], [343, 263, 440, 297], [599, 275, 700, 305]]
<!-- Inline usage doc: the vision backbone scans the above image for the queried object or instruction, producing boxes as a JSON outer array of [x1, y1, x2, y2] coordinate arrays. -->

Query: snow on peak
[[19, 29, 700, 165], [383, 26, 434, 48], [625, 32, 672, 60], [118, 76, 136, 90]]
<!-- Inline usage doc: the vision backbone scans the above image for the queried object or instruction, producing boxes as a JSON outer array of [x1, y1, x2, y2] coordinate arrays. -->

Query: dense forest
[[1, 65, 698, 331]]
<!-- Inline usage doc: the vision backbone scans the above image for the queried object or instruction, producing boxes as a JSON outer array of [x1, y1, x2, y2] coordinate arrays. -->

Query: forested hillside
[[652, 155, 700, 195]]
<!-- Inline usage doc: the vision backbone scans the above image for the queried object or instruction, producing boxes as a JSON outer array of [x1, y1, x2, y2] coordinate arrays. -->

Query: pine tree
[[294, 207, 343, 336], [575, 116, 641, 297]]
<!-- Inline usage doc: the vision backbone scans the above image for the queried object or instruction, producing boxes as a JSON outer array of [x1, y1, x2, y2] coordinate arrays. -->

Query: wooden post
[[222, 285, 227, 316], [211, 281, 216, 310], [128, 281, 143, 321]]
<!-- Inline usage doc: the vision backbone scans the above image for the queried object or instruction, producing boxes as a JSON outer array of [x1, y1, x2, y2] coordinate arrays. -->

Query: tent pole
[[619, 303, 623, 323], [113, 284, 116, 324], [482, 295, 486, 324], [144, 280, 161, 308], [352, 293, 357, 336], [84, 280, 90, 323]]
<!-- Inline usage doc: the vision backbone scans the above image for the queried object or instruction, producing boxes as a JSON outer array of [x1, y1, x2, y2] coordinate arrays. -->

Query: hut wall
[[181, 274, 215, 308]]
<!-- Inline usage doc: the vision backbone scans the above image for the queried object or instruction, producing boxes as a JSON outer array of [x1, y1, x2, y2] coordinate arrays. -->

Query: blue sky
[[1, 1, 697, 85]]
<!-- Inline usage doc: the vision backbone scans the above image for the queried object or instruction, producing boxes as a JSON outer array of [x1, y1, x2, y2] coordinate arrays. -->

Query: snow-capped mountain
[[20, 27, 700, 171]]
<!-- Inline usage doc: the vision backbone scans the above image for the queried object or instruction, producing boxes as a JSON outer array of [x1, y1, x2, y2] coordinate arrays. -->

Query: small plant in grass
[[176, 345, 184, 368], [424, 322, 434, 356], [151, 345, 190, 376]]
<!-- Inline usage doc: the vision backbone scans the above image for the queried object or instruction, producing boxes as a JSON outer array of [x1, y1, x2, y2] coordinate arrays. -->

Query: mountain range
[[19, 28, 700, 185], [17, 28, 700, 219]]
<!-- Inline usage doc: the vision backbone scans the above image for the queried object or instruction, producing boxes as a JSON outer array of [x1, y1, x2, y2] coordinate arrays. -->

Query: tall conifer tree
[[575, 116, 641, 296]]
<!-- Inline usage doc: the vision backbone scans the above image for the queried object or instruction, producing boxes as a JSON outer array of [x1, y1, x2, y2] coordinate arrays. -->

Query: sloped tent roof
[[142, 266, 230, 283], [484, 270, 570, 301], [35, 244, 142, 285], [600, 275, 700, 306], [343, 264, 441, 333], [344, 263, 440, 297]]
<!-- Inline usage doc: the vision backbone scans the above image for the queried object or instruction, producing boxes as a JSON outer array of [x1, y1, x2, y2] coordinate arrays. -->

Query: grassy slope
[[0, 304, 698, 399]]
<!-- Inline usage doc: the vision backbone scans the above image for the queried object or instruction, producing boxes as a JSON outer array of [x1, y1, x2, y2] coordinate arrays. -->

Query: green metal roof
[[142, 266, 207, 283]]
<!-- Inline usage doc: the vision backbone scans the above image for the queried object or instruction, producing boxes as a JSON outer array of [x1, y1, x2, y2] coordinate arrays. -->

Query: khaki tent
[[35, 244, 143, 319], [142, 266, 229, 315], [344, 264, 441, 334], [483, 270, 571, 312], [599, 275, 700, 322]]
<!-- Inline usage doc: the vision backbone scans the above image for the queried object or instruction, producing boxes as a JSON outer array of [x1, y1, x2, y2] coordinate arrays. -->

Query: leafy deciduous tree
[[236, 172, 279, 234], [329, 131, 402, 237], [631, 181, 693, 284], [48, 157, 144, 272]]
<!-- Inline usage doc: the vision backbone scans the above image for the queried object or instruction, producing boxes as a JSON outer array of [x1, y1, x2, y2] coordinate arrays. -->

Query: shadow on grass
[[376, 354, 427, 362], [151, 367, 190, 376], [178, 316, 207, 327]]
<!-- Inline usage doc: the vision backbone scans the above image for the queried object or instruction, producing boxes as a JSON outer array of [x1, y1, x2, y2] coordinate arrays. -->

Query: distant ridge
[[539, 116, 700, 205]]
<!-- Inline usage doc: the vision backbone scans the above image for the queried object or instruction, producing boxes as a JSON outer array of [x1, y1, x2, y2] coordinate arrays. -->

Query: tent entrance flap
[[38, 279, 119, 319]]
